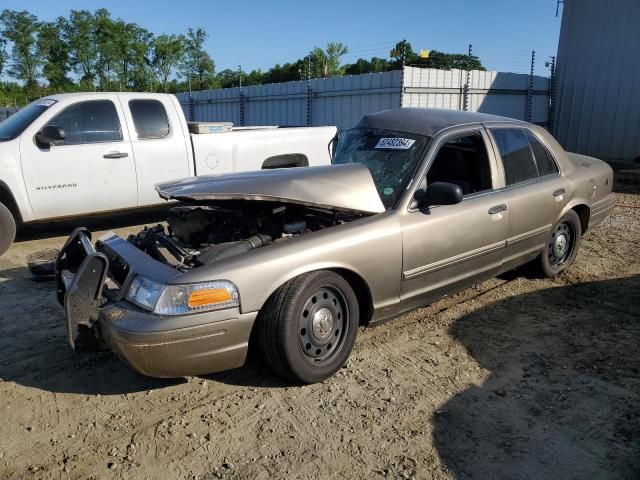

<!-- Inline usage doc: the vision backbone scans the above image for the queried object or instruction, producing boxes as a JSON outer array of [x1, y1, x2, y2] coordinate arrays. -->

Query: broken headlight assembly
[[126, 276, 239, 315]]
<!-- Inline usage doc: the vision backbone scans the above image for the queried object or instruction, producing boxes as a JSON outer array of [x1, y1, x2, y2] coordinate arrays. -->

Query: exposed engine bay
[[127, 203, 364, 271]]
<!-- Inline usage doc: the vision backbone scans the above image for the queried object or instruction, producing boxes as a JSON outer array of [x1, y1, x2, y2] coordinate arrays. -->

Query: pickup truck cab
[[0, 92, 336, 255]]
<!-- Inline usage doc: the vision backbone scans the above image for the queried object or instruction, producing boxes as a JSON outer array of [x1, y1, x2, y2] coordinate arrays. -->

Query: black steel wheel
[[258, 271, 359, 384], [537, 209, 582, 277]]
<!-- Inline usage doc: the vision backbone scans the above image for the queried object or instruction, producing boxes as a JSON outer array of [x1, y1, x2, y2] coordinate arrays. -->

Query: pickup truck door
[[119, 96, 191, 206], [487, 127, 568, 270], [399, 128, 508, 308], [19, 96, 138, 219]]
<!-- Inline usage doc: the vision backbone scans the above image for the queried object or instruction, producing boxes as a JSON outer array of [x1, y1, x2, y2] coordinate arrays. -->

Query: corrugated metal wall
[[176, 66, 549, 130], [555, 0, 640, 162]]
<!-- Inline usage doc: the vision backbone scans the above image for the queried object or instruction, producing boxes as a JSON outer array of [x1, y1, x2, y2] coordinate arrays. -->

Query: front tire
[[0, 202, 16, 257], [258, 271, 359, 384], [536, 209, 582, 277]]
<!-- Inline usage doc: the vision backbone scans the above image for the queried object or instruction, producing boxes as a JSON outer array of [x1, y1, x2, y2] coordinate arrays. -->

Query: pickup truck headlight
[[126, 276, 239, 315]]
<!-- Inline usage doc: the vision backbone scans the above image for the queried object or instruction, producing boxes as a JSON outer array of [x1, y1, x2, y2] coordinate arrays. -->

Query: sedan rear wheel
[[537, 209, 582, 277], [258, 271, 359, 384]]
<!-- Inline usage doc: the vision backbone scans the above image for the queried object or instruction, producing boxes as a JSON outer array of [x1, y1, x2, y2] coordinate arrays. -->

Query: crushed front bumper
[[55, 228, 256, 378]]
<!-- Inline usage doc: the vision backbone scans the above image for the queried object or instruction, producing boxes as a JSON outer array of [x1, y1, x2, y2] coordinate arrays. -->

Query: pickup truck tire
[[258, 270, 359, 384], [536, 209, 582, 278], [0, 202, 16, 256]]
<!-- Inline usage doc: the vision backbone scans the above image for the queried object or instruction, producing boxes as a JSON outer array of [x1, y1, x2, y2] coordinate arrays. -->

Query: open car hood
[[156, 163, 386, 214]]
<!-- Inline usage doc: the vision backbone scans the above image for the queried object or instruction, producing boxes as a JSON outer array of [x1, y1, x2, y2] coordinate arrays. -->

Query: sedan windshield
[[0, 99, 56, 142], [333, 128, 429, 209]]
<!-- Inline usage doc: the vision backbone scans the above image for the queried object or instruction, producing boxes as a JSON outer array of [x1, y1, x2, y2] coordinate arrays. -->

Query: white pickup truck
[[0, 92, 336, 255]]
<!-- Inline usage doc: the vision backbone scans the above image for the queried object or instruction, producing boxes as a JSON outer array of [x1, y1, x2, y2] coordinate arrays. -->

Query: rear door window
[[491, 128, 539, 185], [45, 100, 123, 145], [129, 100, 170, 139], [524, 129, 559, 176]]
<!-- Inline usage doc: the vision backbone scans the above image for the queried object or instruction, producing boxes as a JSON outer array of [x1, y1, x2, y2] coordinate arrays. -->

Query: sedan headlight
[[126, 275, 164, 311], [126, 276, 239, 315]]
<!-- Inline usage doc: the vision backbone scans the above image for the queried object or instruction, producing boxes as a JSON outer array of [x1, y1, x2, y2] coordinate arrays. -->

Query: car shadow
[[433, 275, 640, 479]]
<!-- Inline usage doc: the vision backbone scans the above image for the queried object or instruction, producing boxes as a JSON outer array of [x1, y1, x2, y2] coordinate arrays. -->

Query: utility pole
[[463, 44, 472, 111], [400, 39, 407, 67], [306, 55, 312, 127], [546, 55, 556, 133], [238, 65, 242, 88], [527, 50, 536, 122]]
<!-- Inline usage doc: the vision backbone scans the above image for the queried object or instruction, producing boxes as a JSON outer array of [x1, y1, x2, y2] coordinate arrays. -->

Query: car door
[[120, 96, 191, 207], [20, 96, 138, 219], [399, 127, 508, 309], [488, 127, 568, 270]]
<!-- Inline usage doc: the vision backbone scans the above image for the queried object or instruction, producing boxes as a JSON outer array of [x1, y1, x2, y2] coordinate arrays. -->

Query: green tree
[[65, 9, 98, 88], [181, 28, 216, 90], [148, 34, 185, 92], [37, 17, 72, 90], [388, 40, 485, 71], [0, 37, 7, 77], [344, 56, 390, 75], [420, 50, 484, 70], [112, 20, 153, 90], [0, 10, 41, 89], [325, 42, 348, 76]]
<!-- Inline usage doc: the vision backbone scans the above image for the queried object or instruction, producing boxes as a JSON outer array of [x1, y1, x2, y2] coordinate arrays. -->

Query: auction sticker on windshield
[[375, 137, 416, 150]]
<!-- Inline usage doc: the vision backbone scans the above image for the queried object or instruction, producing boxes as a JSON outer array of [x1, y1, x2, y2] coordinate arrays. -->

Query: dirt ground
[[0, 179, 638, 480]]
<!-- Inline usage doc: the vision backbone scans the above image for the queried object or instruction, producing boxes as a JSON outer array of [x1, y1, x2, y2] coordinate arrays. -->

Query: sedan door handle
[[553, 188, 566, 197], [488, 204, 507, 215], [103, 151, 128, 159]]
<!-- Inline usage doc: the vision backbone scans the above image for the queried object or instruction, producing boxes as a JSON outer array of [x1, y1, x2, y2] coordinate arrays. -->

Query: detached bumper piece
[[55, 228, 108, 349]]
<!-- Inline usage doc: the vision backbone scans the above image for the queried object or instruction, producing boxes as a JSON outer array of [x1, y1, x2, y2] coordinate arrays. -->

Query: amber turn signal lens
[[188, 288, 232, 308]]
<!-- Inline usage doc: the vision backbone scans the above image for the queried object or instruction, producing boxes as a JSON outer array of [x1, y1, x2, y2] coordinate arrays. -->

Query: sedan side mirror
[[36, 125, 65, 147], [417, 182, 463, 209]]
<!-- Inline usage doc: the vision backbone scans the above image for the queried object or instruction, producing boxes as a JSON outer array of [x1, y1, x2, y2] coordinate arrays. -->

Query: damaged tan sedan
[[56, 108, 617, 383]]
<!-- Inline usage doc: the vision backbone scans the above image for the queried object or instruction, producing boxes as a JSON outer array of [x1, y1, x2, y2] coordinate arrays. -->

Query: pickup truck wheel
[[0, 202, 16, 257], [258, 271, 359, 384], [537, 210, 582, 277]]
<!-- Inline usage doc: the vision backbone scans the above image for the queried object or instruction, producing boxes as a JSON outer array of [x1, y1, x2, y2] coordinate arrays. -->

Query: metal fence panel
[[176, 66, 550, 129], [0, 107, 18, 121], [402, 67, 549, 124]]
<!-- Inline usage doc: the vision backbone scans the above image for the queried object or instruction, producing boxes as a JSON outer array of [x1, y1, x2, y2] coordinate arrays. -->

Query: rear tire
[[0, 202, 16, 257], [536, 210, 582, 277], [258, 271, 359, 384]]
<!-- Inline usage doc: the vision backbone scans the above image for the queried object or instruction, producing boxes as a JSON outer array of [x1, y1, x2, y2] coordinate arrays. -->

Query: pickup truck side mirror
[[36, 125, 65, 147], [416, 181, 463, 209]]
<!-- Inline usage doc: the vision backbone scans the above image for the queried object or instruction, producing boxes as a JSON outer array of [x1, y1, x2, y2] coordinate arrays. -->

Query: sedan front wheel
[[258, 270, 359, 384]]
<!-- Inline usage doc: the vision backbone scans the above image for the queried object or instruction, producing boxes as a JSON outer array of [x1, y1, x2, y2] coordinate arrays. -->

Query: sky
[[3, 0, 563, 76]]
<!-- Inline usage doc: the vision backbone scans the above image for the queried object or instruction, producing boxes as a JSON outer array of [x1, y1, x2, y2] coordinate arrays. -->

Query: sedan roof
[[355, 108, 524, 137]]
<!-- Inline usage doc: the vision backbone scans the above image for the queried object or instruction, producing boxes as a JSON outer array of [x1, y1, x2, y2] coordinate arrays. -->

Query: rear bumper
[[588, 192, 618, 232], [100, 304, 257, 378]]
